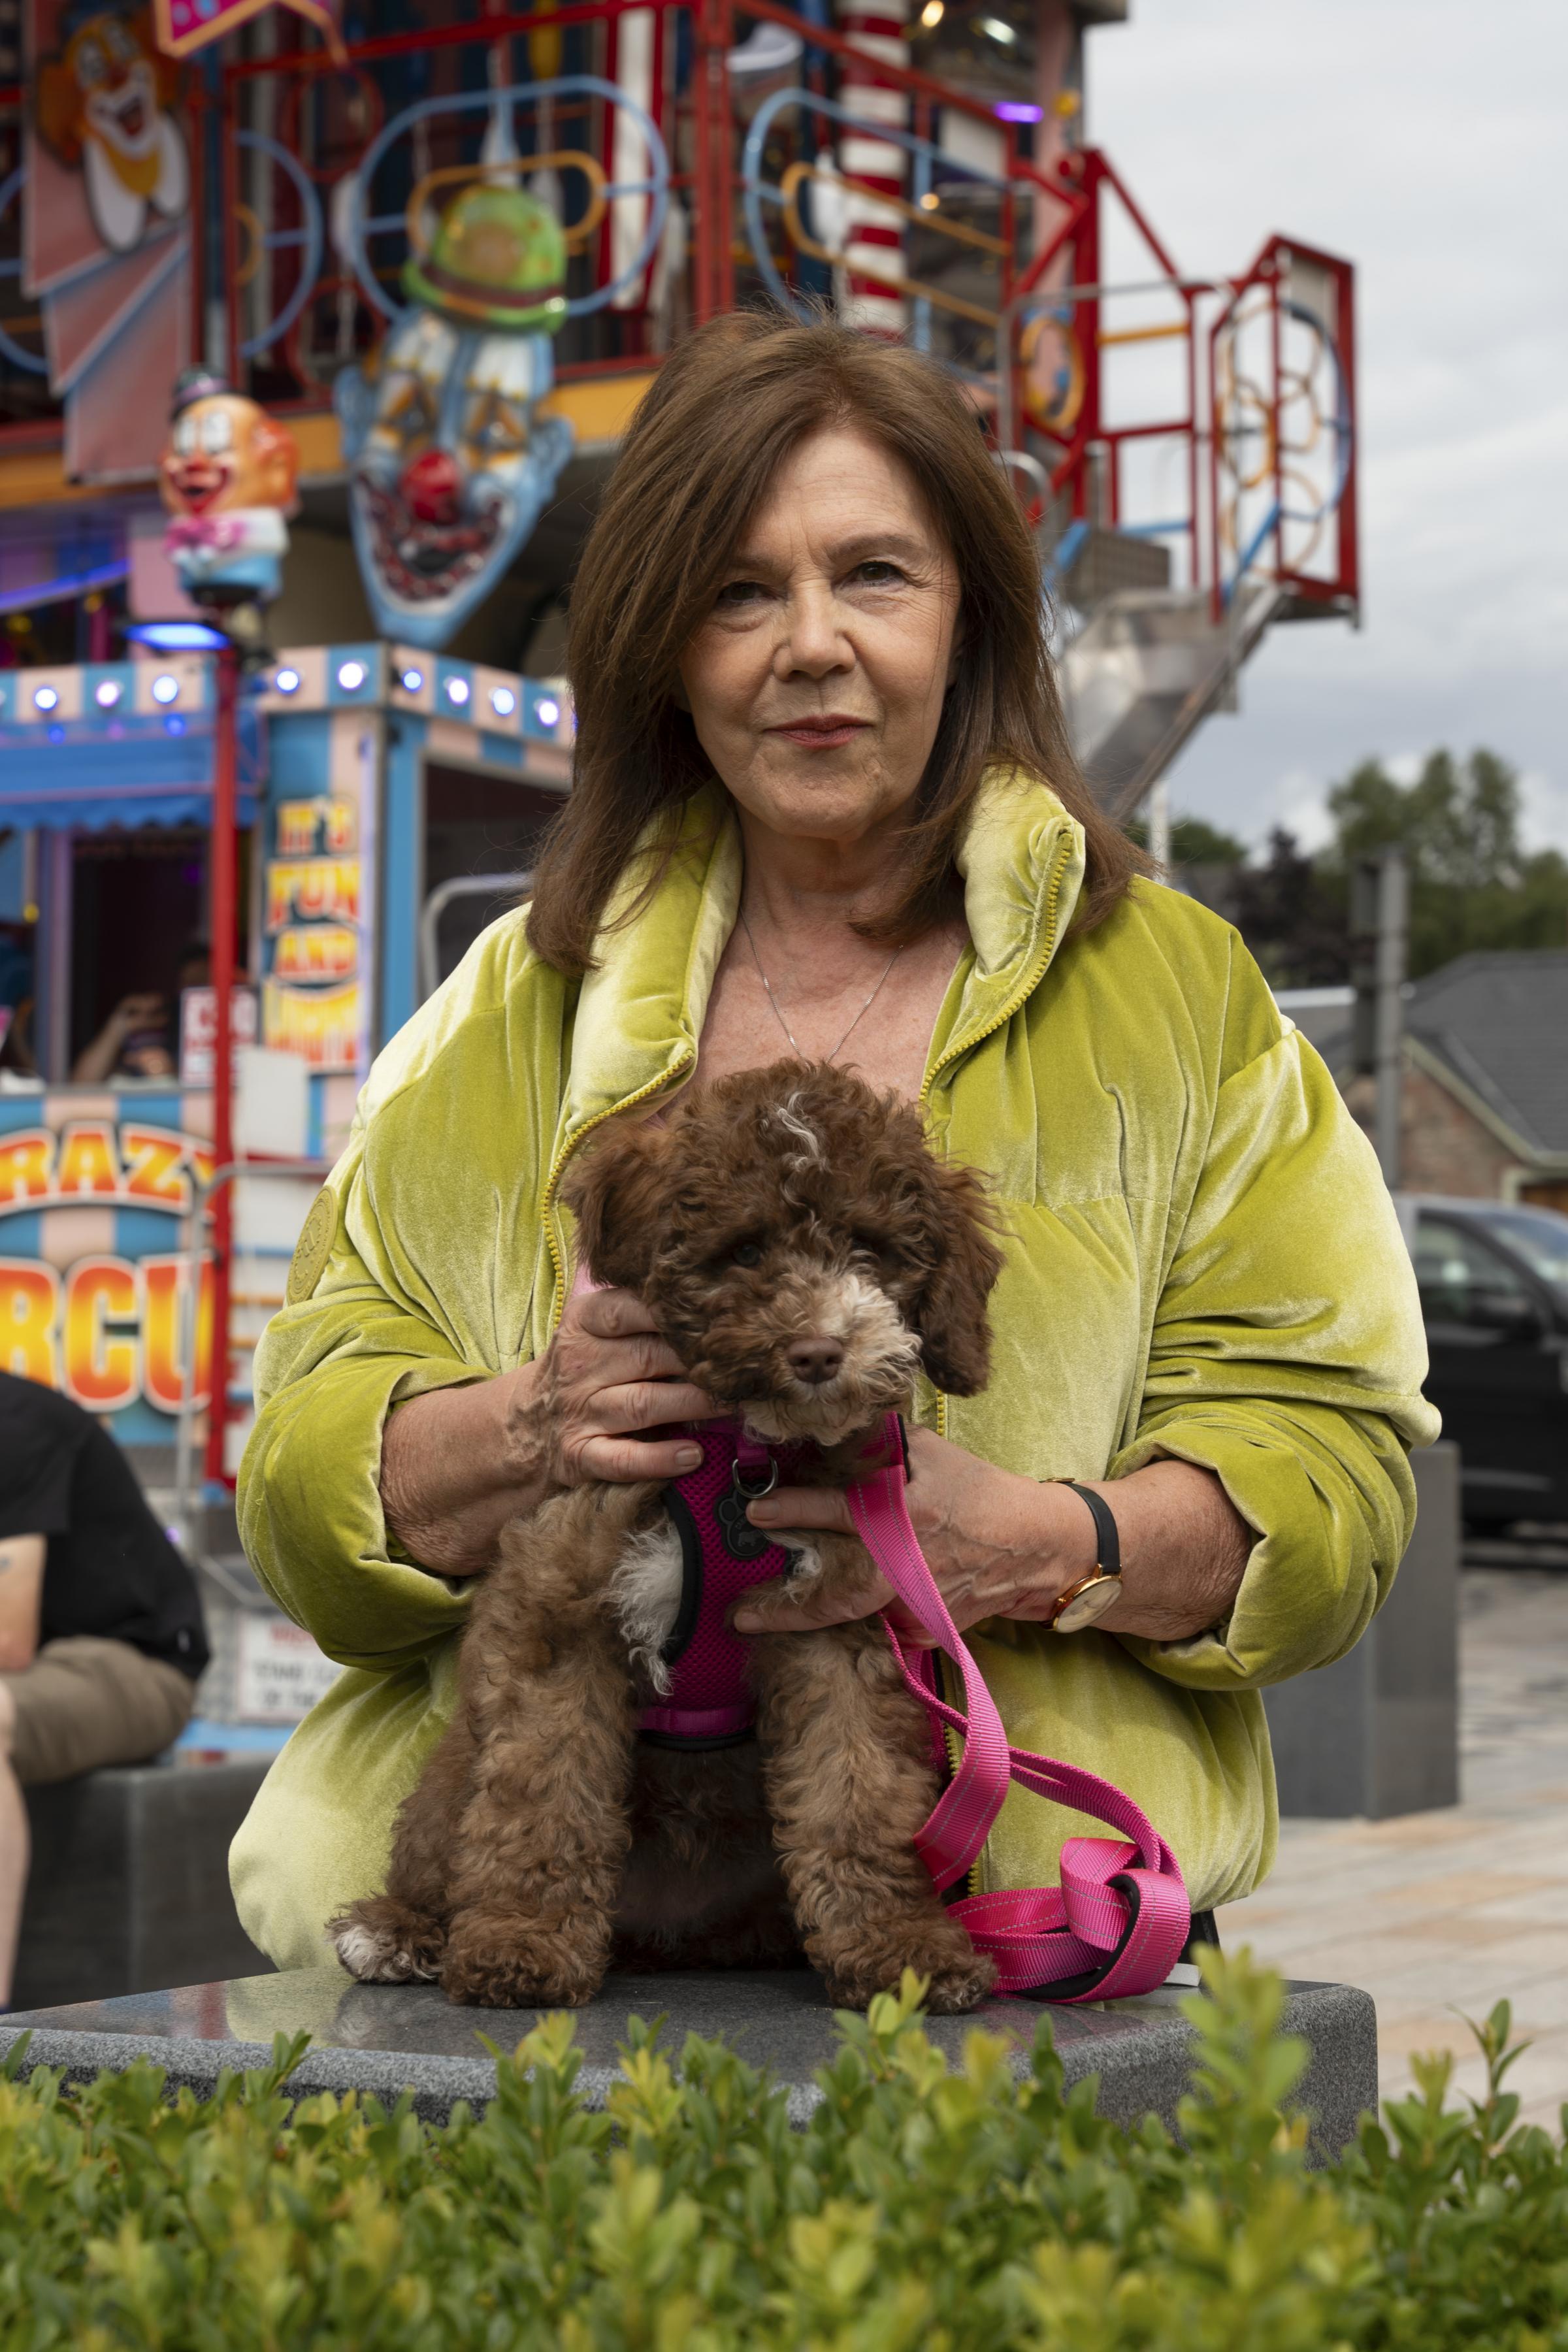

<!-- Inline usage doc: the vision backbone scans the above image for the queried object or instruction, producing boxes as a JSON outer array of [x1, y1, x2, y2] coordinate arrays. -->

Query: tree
[[1124, 813, 1247, 866], [1324, 748, 1568, 977], [1228, 828, 1348, 988]]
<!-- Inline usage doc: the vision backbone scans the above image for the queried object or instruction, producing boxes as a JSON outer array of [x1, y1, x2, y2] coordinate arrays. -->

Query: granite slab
[[2, 1966, 1378, 2155], [16, 1761, 276, 2010]]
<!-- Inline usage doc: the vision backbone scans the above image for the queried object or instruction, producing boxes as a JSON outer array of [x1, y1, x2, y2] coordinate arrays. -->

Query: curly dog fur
[[331, 1060, 1004, 2012]]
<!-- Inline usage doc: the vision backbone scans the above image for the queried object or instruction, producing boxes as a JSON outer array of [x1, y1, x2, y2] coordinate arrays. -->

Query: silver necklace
[[739, 906, 904, 1065]]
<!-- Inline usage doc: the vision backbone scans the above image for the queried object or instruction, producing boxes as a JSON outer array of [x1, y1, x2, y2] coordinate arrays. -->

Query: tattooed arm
[[0, 1536, 44, 1674]]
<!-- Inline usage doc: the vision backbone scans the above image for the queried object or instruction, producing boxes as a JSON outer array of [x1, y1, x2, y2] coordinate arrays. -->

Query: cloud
[[1089, 0, 1568, 849]]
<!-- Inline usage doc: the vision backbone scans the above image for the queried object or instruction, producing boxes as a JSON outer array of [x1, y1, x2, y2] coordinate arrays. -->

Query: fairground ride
[[0, 0, 1356, 1511]]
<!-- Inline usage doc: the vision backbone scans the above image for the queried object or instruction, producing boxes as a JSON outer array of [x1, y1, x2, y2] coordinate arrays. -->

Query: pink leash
[[845, 1415, 1191, 2001]]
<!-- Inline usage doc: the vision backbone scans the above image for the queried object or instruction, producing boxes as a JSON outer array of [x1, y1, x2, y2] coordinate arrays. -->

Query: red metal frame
[[1205, 232, 1357, 622], [205, 644, 240, 1488], [0, 0, 1360, 645]]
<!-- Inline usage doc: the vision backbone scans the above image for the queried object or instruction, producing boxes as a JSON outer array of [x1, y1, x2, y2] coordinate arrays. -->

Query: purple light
[[994, 102, 1043, 123]]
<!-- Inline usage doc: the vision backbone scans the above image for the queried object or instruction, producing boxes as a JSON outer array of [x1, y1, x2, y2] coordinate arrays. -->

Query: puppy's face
[[564, 1061, 1003, 1445]]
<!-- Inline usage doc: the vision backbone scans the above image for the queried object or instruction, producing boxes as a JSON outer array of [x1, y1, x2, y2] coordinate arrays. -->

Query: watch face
[[1055, 1573, 1122, 1634]]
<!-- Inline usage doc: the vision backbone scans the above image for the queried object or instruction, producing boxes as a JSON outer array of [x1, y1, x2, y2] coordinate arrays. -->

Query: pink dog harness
[[639, 1421, 813, 1745], [646, 1411, 1191, 2001]]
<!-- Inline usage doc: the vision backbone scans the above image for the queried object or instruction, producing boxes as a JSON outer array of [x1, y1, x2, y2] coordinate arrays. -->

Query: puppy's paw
[[440, 1917, 610, 2011], [815, 1916, 996, 2016], [329, 1896, 446, 1984]]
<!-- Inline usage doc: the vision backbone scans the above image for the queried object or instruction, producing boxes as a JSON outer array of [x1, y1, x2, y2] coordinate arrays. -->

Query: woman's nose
[[775, 585, 851, 678]]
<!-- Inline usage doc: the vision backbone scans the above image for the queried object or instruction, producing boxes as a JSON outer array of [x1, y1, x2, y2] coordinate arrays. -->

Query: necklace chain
[[739, 907, 904, 1066]]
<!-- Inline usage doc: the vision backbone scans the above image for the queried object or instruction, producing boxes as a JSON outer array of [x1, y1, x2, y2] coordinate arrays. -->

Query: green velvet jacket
[[233, 771, 1437, 1969]]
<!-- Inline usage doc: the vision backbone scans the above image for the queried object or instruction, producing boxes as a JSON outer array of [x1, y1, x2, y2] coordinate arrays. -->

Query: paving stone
[[1222, 1565, 1568, 2117]]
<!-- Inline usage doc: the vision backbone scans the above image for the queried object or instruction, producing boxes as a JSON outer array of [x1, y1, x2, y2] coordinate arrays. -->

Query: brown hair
[[527, 310, 1139, 975]]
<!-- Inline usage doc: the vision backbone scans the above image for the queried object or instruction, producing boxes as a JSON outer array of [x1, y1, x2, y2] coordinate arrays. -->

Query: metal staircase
[[1057, 575, 1282, 822]]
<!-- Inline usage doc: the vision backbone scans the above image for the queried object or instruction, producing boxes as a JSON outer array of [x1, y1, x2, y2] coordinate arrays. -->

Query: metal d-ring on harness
[[713, 1450, 779, 1562]]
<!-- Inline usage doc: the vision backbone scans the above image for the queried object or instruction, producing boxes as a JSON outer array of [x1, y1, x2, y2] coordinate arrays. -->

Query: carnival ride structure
[[0, 1, 1359, 1537]]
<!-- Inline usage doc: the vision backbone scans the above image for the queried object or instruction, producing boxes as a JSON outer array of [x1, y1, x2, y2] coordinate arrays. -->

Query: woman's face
[[676, 425, 962, 850]]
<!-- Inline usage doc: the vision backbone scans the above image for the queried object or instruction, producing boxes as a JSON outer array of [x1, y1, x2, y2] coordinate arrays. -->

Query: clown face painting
[[159, 372, 300, 613], [335, 182, 574, 651], [35, 5, 188, 255]]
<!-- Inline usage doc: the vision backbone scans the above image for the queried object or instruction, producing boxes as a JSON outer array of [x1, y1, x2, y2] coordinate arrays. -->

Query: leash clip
[[716, 1455, 778, 1561]]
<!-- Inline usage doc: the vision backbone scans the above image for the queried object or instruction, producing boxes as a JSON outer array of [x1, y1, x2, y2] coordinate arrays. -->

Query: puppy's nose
[[787, 1335, 843, 1385]]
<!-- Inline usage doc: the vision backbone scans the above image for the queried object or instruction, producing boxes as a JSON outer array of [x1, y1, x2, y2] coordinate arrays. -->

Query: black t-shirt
[[0, 1371, 209, 1679]]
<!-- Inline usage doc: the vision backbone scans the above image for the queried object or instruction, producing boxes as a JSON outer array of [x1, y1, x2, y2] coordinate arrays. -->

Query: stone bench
[[2, 1965, 1378, 2157], [14, 1761, 274, 2011]]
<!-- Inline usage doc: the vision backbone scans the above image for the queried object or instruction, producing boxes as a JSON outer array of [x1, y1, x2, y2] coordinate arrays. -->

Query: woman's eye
[[852, 560, 906, 587], [713, 580, 768, 610], [731, 1241, 762, 1267]]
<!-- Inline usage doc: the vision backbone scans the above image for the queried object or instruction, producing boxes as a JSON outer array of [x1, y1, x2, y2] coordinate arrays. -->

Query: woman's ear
[[560, 1118, 670, 1294], [907, 1157, 1004, 1396]]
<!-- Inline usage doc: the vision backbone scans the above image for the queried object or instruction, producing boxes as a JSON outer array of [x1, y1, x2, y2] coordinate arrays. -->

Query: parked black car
[[1409, 1197, 1568, 1531]]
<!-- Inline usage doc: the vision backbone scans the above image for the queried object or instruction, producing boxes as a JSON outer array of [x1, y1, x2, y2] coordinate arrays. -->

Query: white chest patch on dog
[[611, 1516, 686, 1694]]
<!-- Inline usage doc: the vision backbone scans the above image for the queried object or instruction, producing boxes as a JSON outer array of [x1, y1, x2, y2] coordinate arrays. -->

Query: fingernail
[[676, 1446, 702, 1469], [732, 1611, 757, 1631], [747, 1501, 777, 1522]]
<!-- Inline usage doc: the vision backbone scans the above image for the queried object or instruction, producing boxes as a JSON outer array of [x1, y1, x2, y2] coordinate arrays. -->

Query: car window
[[1477, 1207, 1568, 1294], [1414, 1218, 1541, 1331]]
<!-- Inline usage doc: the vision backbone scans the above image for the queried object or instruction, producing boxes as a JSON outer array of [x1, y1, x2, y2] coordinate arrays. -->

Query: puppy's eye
[[731, 1241, 762, 1267]]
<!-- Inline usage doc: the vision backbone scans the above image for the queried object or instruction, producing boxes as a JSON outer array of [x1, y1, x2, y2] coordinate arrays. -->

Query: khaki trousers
[[0, 1637, 196, 1786]]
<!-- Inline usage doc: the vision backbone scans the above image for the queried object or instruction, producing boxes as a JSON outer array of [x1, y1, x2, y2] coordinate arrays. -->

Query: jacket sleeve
[[237, 1122, 484, 1672], [1109, 1007, 1440, 1691]]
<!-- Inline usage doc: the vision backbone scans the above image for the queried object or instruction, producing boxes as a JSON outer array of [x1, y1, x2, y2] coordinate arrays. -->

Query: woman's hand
[[379, 1288, 721, 1576], [730, 1428, 1250, 1643]]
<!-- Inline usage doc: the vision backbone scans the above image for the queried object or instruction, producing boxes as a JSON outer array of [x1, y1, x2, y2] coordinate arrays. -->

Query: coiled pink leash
[[846, 1414, 1191, 2000]]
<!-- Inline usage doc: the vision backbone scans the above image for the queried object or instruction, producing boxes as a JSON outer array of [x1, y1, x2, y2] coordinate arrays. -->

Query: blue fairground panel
[[0, 644, 574, 1471]]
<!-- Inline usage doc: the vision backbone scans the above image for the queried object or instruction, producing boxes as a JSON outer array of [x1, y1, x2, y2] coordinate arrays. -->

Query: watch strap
[[1058, 1480, 1121, 1578]]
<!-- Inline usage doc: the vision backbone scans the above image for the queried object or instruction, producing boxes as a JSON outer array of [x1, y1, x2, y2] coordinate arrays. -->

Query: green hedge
[[2, 1951, 1565, 2350]]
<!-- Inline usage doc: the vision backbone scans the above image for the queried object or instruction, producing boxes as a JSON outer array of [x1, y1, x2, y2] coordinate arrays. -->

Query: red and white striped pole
[[836, 0, 909, 337]]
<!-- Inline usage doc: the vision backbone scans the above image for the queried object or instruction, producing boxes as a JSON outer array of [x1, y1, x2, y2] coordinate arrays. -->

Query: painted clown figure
[[159, 370, 301, 623], [336, 181, 574, 650]]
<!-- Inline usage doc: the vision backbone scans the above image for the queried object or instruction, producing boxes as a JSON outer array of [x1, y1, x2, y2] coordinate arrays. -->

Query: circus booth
[[0, 642, 572, 1497]]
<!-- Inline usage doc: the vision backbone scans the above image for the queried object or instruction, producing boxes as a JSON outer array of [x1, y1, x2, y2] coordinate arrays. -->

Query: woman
[[234, 315, 1435, 1973]]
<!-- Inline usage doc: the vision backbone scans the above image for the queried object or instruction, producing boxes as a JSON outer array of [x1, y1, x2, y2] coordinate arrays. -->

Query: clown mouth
[[91, 76, 155, 154], [167, 457, 232, 514], [359, 476, 501, 604]]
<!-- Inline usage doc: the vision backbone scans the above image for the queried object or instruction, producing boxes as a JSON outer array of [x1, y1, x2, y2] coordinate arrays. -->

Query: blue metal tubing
[[346, 77, 669, 325], [235, 131, 327, 362], [1224, 296, 1352, 608], [741, 86, 1009, 321], [0, 166, 47, 375], [0, 559, 129, 615]]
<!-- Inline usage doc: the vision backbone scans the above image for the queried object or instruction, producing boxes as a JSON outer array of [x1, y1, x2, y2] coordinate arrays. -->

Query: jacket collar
[[555, 766, 1085, 1153]]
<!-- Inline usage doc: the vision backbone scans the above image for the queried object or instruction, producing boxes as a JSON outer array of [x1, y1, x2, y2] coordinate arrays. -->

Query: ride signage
[[0, 1112, 214, 1413]]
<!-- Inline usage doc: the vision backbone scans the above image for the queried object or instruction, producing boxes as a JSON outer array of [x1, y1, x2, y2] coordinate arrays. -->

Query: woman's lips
[[768, 717, 869, 749]]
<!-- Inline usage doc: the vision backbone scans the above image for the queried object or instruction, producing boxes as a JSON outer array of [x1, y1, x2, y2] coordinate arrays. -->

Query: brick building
[[1283, 953, 1568, 1211]]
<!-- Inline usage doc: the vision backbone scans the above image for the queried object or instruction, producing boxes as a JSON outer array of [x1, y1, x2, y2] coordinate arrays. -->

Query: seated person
[[71, 941, 210, 1085], [0, 1370, 208, 2006]]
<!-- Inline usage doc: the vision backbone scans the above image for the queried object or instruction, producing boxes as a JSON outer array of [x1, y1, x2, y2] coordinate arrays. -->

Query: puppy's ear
[[561, 1117, 670, 1294], [906, 1157, 1005, 1397]]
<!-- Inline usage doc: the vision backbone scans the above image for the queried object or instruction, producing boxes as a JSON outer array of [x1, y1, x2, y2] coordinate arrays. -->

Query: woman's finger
[[573, 1287, 661, 1341], [574, 1430, 710, 1483], [745, 1484, 858, 1537], [594, 1378, 724, 1435]]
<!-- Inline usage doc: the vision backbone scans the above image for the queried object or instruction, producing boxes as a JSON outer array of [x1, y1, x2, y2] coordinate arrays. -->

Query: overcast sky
[[1086, 0, 1568, 854]]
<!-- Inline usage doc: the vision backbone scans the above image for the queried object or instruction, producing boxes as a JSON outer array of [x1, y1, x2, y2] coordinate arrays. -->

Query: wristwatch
[[1047, 1482, 1124, 1633]]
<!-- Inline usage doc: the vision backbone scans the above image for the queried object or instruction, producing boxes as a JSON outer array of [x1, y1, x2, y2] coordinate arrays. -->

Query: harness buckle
[[715, 1456, 778, 1561]]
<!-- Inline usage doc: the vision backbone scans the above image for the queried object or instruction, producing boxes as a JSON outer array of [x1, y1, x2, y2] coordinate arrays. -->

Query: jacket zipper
[[918, 829, 1075, 1897], [540, 1054, 696, 1335]]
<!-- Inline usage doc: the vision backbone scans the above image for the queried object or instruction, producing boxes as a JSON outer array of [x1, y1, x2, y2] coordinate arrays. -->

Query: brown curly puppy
[[331, 1060, 1004, 2012]]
